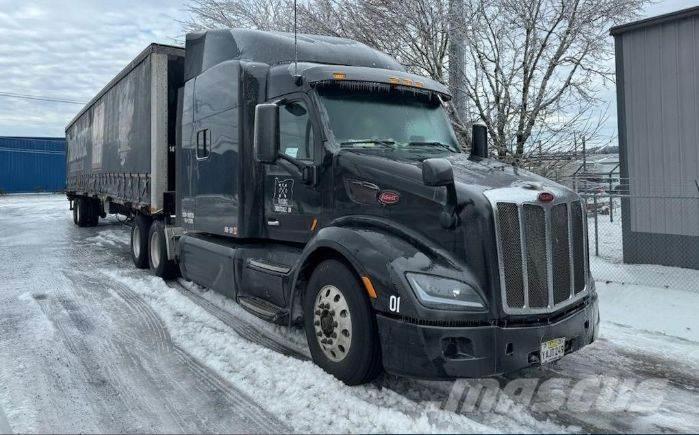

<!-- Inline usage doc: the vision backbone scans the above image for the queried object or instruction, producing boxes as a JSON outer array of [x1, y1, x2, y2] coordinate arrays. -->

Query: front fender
[[289, 216, 490, 324]]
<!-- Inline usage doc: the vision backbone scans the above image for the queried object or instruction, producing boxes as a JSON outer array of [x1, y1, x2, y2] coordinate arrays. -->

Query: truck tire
[[130, 215, 151, 269], [74, 197, 90, 227], [72, 199, 79, 225], [148, 220, 178, 279], [86, 198, 100, 227], [303, 259, 382, 385]]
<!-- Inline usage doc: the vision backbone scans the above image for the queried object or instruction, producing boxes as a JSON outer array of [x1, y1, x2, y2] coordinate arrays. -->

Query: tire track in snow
[[171, 345, 290, 433], [169, 281, 310, 360], [34, 293, 142, 432], [98, 272, 290, 433]]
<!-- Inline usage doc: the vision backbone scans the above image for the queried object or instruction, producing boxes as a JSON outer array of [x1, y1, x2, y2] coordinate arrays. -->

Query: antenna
[[294, 0, 298, 76]]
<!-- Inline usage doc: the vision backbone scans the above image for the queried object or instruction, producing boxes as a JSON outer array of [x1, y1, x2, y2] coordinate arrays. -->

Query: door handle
[[267, 219, 280, 227]]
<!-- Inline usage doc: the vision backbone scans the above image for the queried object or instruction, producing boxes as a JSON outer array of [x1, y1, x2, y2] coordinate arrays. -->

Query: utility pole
[[448, 0, 465, 119]]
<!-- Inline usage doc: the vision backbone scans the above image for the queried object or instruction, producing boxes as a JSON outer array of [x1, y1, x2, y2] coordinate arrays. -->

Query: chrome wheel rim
[[132, 225, 140, 258], [150, 230, 160, 269], [313, 285, 352, 362]]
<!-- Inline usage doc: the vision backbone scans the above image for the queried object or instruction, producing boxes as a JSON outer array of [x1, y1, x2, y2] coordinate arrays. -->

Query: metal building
[[0, 137, 66, 193], [612, 7, 699, 269]]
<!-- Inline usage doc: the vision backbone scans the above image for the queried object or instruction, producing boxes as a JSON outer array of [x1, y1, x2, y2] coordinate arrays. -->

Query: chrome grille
[[489, 192, 589, 314], [571, 201, 586, 294], [523, 205, 548, 308], [551, 203, 571, 304], [497, 203, 525, 307]]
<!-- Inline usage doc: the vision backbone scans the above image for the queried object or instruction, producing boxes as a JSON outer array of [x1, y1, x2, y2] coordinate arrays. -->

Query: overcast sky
[[0, 0, 697, 141]]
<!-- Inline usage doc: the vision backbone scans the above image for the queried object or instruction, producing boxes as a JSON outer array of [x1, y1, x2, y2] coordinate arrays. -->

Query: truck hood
[[337, 150, 566, 197]]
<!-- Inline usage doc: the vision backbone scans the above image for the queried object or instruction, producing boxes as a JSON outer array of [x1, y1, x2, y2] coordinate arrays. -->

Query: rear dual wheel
[[130, 215, 177, 279], [148, 220, 178, 279], [130, 215, 150, 268]]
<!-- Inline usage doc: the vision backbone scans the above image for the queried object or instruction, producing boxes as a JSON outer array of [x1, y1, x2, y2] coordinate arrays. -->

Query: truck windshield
[[316, 87, 460, 154]]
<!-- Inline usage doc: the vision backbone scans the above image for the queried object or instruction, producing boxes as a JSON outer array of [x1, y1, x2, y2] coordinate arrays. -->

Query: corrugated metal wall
[[614, 9, 699, 269], [0, 137, 66, 193], [618, 16, 699, 238]]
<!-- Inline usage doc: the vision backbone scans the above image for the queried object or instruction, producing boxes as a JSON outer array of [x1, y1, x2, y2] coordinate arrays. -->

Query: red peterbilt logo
[[378, 190, 400, 205], [538, 192, 555, 202]]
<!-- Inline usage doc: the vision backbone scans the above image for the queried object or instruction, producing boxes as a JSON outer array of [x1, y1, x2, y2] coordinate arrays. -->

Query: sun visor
[[302, 66, 451, 99]]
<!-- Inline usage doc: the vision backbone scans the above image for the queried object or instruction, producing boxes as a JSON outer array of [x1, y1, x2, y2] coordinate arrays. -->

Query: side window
[[279, 100, 314, 160]]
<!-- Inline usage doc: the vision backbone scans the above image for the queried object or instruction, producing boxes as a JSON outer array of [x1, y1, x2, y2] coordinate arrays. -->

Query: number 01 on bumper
[[540, 338, 565, 364]]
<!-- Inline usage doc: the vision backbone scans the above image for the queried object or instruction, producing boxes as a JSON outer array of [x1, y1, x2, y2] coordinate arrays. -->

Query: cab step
[[238, 296, 288, 325]]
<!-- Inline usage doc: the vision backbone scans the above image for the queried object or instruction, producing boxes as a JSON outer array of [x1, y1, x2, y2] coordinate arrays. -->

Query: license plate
[[540, 338, 565, 364]]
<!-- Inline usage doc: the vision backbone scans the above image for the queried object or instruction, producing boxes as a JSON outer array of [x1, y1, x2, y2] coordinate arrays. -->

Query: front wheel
[[303, 260, 382, 385]]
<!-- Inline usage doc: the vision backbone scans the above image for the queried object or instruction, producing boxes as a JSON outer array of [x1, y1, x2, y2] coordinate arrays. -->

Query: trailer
[[66, 29, 599, 385], [65, 44, 184, 223]]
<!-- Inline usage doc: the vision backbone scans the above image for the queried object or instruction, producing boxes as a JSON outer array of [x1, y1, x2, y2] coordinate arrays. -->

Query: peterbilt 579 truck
[[66, 29, 599, 385]]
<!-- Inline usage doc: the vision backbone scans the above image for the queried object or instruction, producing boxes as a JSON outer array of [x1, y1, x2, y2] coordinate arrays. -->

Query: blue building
[[0, 137, 66, 193]]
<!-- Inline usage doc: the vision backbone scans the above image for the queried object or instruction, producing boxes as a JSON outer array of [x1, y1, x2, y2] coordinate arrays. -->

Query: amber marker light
[[361, 276, 378, 299], [332, 72, 346, 80]]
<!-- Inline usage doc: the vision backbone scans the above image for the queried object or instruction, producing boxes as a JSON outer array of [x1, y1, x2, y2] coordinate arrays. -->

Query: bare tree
[[183, 0, 646, 160], [182, 0, 294, 32], [183, 0, 454, 81], [460, 0, 646, 160]]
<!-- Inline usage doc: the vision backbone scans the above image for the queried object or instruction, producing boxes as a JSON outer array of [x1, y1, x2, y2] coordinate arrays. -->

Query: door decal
[[273, 178, 294, 213]]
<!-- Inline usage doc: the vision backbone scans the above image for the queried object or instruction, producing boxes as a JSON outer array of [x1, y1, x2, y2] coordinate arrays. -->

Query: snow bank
[[103, 270, 495, 433]]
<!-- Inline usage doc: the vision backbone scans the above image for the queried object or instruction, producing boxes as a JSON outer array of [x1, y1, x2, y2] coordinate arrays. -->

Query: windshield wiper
[[408, 141, 455, 152], [340, 139, 395, 148]]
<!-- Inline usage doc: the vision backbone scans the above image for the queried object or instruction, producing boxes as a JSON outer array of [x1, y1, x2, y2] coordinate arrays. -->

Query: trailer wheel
[[72, 199, 78, 225], [148, 220, 177, 280], [86, 198, 100, 227], [74, 197, 90, 227], [130, 215, 151, 269], [303, 259, 382, 385]]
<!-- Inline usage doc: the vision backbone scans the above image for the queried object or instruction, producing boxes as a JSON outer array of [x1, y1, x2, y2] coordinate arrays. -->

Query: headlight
[[406, 273, 485, 310]]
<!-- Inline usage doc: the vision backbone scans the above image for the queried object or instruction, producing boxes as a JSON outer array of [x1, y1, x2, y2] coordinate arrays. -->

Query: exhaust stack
[[471, 122, 488, 159]]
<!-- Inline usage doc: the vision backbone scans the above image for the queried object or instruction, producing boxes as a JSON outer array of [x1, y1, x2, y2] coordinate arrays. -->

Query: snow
[[597, 282, 698, 343], [105, 270, 497, 433], [0, 194, 698, 433]]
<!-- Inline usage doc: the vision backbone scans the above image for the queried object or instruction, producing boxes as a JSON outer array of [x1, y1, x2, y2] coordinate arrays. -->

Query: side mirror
[[422, 158, 459, 229], [422, 158, 454, 186], [254, 103, 280, 163]]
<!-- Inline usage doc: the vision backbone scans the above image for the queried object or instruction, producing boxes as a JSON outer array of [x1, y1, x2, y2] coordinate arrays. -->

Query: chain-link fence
[[558, 174, 699, 292]]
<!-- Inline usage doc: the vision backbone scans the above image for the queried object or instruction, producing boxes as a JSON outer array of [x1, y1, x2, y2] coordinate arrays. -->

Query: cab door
[[263, 95, 321, 243]]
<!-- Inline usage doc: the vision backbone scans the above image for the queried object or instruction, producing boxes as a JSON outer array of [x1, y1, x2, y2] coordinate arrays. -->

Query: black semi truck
[[66, 29, 599, 385]]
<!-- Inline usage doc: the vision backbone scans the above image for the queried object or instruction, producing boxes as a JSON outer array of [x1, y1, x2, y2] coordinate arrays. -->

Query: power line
[[0, 91, 86, 105]]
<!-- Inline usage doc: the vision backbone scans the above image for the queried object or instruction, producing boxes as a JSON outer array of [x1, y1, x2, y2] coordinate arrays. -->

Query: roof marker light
[[388, 77, 400, 84], [332, 72, 346, 80]]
